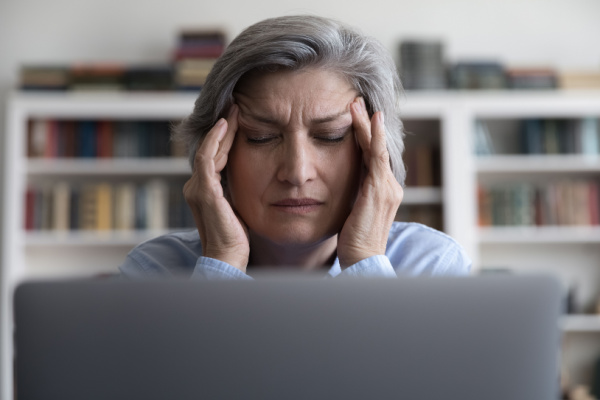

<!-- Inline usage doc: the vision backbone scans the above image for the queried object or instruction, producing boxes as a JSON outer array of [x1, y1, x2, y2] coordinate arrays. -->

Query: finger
[[351, 97, 372, 166], [214, 104, 239, 170], [193, 118, 227, 174], [370, 111, 391, 172]]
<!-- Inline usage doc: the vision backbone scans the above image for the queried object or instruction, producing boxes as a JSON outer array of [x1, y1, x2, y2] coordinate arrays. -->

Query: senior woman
[[119, 15, 471, 279]]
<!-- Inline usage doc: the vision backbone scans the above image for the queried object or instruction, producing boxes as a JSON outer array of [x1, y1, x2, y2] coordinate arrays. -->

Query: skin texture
[[183, 68, 403, 273]]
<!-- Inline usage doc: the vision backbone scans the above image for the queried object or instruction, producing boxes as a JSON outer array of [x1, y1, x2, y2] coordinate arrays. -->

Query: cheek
[[226, 144, 264, 205], [324, 144, 362, 198]]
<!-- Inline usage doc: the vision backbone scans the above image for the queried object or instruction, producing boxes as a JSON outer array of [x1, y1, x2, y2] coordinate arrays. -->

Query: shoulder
[[385, 222, 471, 276], [120, 230, 203, 277]]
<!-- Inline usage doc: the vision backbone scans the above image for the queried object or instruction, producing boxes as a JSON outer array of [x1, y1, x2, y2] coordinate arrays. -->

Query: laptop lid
[[14, 275, 562, 400]]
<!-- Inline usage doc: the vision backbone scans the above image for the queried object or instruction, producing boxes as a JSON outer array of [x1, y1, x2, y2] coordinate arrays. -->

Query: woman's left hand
[[337, 97, 404, 269]]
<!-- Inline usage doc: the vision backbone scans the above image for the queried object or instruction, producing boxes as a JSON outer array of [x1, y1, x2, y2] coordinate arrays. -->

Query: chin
[[252, 225, 338, 248]]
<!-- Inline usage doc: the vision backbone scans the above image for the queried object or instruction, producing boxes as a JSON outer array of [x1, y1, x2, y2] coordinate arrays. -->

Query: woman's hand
[[337, 97, 404, 269], [183, 105, 250, 272]]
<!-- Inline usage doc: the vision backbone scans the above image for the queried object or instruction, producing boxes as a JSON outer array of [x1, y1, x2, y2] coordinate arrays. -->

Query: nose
[[276, 134, 316, 186]]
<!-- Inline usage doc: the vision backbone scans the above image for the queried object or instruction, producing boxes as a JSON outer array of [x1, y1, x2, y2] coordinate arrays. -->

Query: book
[[20, 65, 69, 91], [24, 187, 36, 231], [79, 121, 97, 157], [145, 180, 169, 230], [558, 71, 600, 90], [521, 119, 544, 154], [79, 185, 99, 230], [478, 181, 600, 227], [28, 120, 47, 157], [51, 181, 71, 231], [113, 183, 136, 230], [505, 68, 557, 90], [449, 61, 505, 90], [95, 183, 113, 230], [579, 117, 599, 155], [399, 40, 447, 90], [96, 121, 114, 158], [474, 120, 495, 155]]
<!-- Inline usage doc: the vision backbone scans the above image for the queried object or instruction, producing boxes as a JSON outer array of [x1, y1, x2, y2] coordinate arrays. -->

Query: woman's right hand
[[183, 105, 250, 272]]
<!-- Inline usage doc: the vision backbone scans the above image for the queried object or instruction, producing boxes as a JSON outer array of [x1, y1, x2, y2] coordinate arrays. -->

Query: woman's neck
[[248, 233, 338, 270]]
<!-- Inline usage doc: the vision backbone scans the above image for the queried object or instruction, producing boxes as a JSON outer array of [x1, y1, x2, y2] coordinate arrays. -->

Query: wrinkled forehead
[[233, 67, 357, 127]]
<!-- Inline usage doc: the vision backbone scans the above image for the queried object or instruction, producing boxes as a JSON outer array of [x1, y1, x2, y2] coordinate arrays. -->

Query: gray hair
[[173, 15, 406, 186]]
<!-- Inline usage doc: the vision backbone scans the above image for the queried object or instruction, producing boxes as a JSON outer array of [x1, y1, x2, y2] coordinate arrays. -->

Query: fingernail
[[215, 118, 226, 127], [378, 112, 385, 124], [359, 97, 366, 109]]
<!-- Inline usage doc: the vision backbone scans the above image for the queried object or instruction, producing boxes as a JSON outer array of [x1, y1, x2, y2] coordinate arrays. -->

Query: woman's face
[[227, 68, 362, 247]]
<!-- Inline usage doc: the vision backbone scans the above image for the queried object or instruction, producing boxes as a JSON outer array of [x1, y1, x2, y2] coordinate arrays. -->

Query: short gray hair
[[174, 15, 406, 186]]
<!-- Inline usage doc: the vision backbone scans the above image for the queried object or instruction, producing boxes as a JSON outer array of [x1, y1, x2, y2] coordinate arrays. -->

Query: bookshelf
[[2, 90, 600, 399]]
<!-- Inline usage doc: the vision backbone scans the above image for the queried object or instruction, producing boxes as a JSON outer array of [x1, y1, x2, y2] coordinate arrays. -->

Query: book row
[[475, 118, 600, 156], [21, 31, 226, 92], [398, 40, 600, 90], [28, 119, 187, 159], [478, 181, 600, 227], [25, 180, 195, 232]]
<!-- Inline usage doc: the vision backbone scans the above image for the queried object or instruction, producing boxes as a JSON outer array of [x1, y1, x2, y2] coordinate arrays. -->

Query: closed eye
[[314, 135, 346, 143], [313, 127, 352, 144], [245, 134, 279, 145]]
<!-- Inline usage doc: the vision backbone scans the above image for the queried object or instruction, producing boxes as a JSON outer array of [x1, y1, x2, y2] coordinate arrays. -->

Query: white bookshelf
[[27, 158, 190, 175], [2, 90, 600, 400]]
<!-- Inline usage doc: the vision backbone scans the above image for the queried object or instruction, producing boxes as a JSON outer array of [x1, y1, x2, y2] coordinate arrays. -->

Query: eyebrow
[[244, 109, 351, 125]]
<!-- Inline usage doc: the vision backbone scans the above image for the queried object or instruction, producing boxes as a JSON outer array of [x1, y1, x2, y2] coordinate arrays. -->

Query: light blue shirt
[[119, 222, 471, 279]]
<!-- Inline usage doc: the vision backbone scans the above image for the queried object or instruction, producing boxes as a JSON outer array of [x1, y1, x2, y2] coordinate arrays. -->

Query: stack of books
[[20, 64, 175, 91], [449, 61, 505, 90], [505, 68, 557, 90], [173, 30, 226, 91], [20, 66, 70, 91], [398, 40, 447, 90], [559, 71, 600, 90], [69, 64, 125, 91]]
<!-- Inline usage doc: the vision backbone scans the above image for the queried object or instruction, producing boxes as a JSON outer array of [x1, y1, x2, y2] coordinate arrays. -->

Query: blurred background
[[1, 0, 600, 399]]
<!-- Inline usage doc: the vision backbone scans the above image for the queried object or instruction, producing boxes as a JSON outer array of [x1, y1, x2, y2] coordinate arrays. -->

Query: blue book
[[521, 119, 543, 154], [579, 117, 599, 155], [79, 121, 97, 158]]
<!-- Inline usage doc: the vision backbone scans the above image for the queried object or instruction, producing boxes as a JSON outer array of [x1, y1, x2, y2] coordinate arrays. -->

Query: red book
[[44, 120, 58, 158], [96, 121, 114, 158], [173, 45, 225, 60], [63, 121, 76, 158], [24, 187, 36, 230]]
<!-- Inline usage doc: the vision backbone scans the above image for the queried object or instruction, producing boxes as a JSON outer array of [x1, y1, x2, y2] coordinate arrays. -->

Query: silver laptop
[[14, 275, 562, 400]]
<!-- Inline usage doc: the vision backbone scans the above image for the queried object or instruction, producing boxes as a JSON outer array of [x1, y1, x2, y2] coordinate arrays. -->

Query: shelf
[[402, 187, 442, 205], [478, 226, 600, 243], [24, 230, 184, 247], [477, 155, 600, 173], [27, 158, 190, 175], [11, 91, 198, 119], [562, 315, 600, 332]]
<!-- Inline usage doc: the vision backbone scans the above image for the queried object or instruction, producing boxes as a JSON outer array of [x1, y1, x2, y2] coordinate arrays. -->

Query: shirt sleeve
[[337, 255, 398, 278], [191, 257, 253, 280]]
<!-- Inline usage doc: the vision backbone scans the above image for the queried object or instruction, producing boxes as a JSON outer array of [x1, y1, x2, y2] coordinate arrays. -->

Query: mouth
[[271, 198, 323, 214]]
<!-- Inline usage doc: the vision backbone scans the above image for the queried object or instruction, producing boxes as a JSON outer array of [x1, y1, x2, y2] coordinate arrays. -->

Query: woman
[[119, 15, 471, 279]]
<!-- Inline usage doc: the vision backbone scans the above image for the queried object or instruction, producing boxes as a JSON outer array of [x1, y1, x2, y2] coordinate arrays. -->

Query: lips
[[271, 198, 323, 214], [273, 198, 322, 206]]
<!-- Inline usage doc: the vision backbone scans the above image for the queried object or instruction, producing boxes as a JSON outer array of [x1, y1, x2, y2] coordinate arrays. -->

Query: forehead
[[233, 68, 357, 125]]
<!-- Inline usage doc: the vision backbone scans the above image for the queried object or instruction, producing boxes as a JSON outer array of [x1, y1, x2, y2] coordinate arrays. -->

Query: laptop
[[14, 275, 562, 400]]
